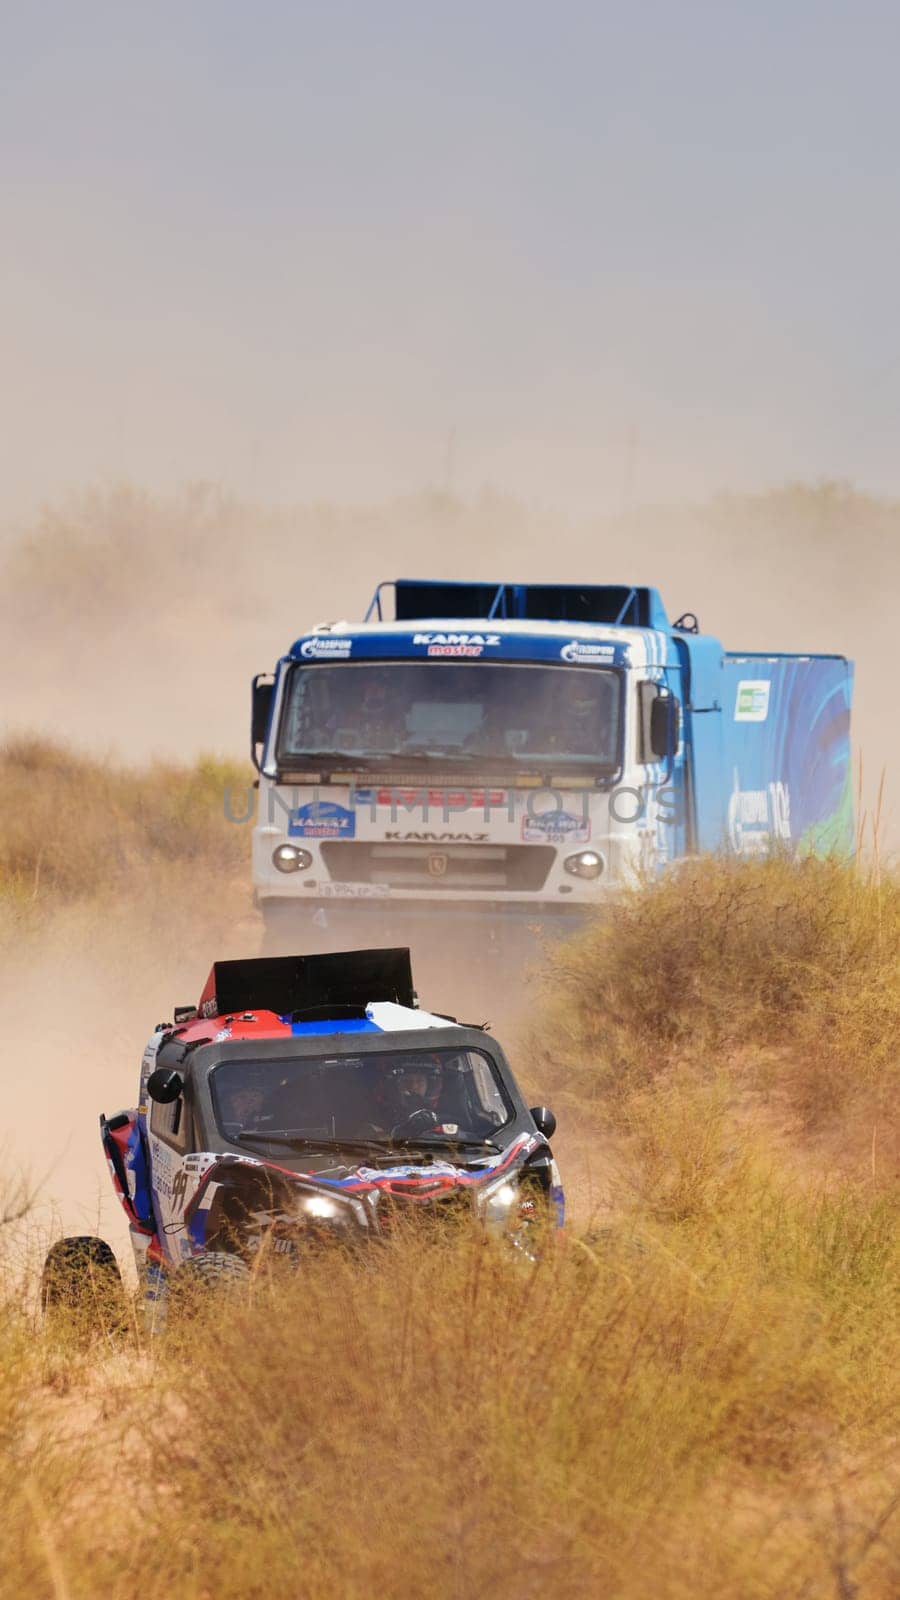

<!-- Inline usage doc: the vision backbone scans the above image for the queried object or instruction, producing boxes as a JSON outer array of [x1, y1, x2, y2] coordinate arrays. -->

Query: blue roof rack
[[365, 580, 669, 630]]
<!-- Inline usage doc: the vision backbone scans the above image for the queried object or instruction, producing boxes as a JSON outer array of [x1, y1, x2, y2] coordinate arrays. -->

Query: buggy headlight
[[273, 844, 313, 873], [481, 1175, 519, 1218], [301, 1194, 341, 1220]]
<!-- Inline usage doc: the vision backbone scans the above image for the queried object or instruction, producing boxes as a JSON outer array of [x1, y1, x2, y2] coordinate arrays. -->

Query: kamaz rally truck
[[42, 948, 563, 1314], [250, 581, 853, 952]]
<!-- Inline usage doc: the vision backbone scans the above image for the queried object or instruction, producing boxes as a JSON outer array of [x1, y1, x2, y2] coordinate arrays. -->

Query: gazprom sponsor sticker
[[299, 636, 352, 659], [734, 680, 771, 722], [289, 801, 356, 839], [522, 808, 591, 844], [560, 640, 616, 664]]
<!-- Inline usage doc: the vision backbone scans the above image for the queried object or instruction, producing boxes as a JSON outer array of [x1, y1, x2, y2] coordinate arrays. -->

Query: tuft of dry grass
[[2, 760, 899, 1598], [2, 1199, 899, 1600], [524, 853, 900, 1129], [0, 738, 253, 950]]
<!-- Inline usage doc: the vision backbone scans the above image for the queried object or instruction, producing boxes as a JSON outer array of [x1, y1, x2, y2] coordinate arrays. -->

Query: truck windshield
[[277, 662, 621, 774], [211, 1048, 512, 1147]]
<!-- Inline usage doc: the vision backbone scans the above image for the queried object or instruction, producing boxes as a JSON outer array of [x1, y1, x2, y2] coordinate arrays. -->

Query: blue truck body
[[250, 581, 853, 946]]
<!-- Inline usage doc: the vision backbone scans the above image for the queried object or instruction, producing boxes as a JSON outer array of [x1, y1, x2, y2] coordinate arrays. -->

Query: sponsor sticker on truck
[[299, 636, 353, 659], [734, 680, 771, 722], [288, 801, 356, 839], [522, 808, 591, 844], [560, 640, 617, 664]]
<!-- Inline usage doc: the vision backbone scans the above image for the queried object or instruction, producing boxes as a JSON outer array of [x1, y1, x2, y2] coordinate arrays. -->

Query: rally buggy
[[43, 948, 563, 1313]]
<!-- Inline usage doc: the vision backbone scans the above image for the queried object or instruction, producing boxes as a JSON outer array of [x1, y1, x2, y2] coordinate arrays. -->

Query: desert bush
[[4, 1092, 899, 1597], [7, 1190, 894, 1600], [0, 737, 252, 912], [525, 854, 900, 1125]]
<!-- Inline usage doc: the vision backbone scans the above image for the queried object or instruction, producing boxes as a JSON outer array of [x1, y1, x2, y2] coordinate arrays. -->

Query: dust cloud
[[1, 479, 893, 832], [0, 478, 894, 1251]]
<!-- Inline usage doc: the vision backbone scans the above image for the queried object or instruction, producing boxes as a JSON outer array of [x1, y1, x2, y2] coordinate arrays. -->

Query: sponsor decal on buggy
[[728, 776, 791, 853], [522, 807, 591, 844], [299, 635, 353, 659], [289, 800, 356, 839], [356, 1161, 463, 1182], [150, 1140, 174, 1195], [560, 640, 616, 664], [413, 632, 502, 657]]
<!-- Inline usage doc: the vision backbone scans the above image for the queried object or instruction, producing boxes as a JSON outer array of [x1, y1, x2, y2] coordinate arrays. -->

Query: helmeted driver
[[372, 1053, 450, 1135], [396, 1056, 444, 1117], [221, 1067, 270, 1135]]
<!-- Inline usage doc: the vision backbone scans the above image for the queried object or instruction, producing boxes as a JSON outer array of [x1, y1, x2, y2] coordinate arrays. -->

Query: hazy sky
[[3, 0, 900, 521]]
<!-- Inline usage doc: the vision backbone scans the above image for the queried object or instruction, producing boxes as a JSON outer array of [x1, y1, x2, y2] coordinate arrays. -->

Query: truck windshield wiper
[[397, 746, 485, 761], [285, 750, 398, 765]]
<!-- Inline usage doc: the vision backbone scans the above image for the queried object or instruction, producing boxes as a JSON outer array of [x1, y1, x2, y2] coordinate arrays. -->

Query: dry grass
[[0, 737, 252, 948], [1, 757, 899, 1597], [2, 1194, 899, 1600], [524, 853, 900, 1131]]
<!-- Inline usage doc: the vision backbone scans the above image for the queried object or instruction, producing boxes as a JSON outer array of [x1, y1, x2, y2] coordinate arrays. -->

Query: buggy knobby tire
[[41, 1236, 126, 1333], [174, 1251, 251, 1293]]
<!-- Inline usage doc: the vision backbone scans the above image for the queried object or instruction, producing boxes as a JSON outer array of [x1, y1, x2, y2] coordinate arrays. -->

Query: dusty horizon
[[1, 474, 894, 847]]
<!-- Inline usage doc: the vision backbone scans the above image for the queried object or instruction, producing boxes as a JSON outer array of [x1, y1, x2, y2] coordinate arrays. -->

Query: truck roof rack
[[365, 580, 669, 629]]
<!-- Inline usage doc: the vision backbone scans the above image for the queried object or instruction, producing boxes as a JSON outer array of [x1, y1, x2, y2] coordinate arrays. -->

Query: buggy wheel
[[41, 1236, 126, 1334], [169, 1251, 250, 1308]]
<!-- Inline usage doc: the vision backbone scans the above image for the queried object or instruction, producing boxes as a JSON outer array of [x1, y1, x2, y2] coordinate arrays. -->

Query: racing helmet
[[394, 1053, 444, 1112], [222, 1063, 270, 1123]]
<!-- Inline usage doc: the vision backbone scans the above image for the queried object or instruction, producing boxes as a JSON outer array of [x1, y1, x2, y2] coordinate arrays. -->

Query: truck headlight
[[273, 844, 313, 873], [563, 850, 604, 879]]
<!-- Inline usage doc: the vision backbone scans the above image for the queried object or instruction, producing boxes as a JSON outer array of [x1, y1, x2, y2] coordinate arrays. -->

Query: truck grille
[[319, 842, 555, 892]]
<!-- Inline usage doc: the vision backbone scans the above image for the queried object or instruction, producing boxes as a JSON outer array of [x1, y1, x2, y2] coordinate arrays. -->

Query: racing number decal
[[171, 1168, 189, 1213]]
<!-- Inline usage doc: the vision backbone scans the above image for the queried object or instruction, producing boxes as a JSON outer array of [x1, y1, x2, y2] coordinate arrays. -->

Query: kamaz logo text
[[412, 633, 501, 647], [384, 830, 489, 842], [413, 631, 502, 656]]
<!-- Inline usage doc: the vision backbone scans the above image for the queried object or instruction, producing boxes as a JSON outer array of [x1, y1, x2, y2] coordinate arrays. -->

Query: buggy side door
[[147, 1086, 201, 1263]]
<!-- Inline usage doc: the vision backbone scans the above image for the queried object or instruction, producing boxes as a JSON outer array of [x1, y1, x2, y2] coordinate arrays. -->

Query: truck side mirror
[[529, 1105, 557, 1139], [147, 1068, 184, 1104], [649, 693, 677, 760], [251, 676, 274, 770]]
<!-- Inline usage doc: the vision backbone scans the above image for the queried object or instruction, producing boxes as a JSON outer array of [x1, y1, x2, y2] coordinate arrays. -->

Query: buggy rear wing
[[196, 948, 416, 1020]]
